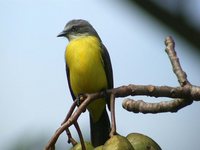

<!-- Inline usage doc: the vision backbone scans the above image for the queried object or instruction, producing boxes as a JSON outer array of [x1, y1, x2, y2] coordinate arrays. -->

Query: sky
[[1, 0, 200, 150]]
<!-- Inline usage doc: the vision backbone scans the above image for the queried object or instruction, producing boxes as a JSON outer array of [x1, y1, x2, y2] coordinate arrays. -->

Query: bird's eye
[[71, 26, 77, 32]]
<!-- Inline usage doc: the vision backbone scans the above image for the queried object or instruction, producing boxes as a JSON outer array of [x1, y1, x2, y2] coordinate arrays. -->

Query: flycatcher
[[57, 19, 113, 147]]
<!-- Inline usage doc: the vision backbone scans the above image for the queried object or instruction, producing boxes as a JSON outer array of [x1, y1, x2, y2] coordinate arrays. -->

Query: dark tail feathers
[[90, 108, 110, 147]]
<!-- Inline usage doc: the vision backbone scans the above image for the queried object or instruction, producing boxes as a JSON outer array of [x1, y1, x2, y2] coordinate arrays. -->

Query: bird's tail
[[90, 108, 110, 147]]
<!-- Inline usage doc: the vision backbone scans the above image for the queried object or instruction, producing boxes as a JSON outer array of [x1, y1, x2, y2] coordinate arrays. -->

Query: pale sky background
[[1, 0, 200, 150]]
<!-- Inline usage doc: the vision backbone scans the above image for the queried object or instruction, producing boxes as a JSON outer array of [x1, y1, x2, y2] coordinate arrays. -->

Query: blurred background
[[1, 0, 200, 149]]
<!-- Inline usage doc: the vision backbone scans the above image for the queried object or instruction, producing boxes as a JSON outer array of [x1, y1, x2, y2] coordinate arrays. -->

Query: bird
[[57, 19, 113, 147]]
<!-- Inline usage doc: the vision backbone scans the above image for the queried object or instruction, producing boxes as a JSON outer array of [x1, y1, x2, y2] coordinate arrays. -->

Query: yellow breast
[[65, 36, 107, 121]]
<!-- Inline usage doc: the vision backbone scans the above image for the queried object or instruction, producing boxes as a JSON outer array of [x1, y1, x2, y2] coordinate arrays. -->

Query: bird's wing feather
[[101, 44, 114, 110], [66, 64, 76, 100], [101, 44, 113, 89]]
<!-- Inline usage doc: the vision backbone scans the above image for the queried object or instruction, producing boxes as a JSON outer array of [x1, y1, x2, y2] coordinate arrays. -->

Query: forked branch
[[44, 36, 200, 150]]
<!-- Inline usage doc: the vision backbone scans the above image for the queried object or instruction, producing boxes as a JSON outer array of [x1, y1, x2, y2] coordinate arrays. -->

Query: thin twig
[[62, 99, 78, 125], [61, 100, 78, 146], [74, 121, 86, 150], [65, 128, 77, 145], [110, 94, 116, 137], [165, 36, 191, 86], [44, 94, 100, 150]]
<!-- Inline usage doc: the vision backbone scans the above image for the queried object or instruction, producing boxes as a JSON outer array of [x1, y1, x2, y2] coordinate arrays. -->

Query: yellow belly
[[66, 36, 107, 122]]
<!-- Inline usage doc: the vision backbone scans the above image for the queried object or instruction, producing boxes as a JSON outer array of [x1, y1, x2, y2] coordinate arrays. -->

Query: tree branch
[[122, 36, 199, 113], [44, 36, 200, 150], [165, 36, 191, 86]]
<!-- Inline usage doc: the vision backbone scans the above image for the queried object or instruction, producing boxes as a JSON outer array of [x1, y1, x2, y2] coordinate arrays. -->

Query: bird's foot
[[77, 93, 87, 112]]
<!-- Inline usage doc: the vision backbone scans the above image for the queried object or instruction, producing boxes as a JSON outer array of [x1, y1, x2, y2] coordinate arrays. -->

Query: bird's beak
[[57, 30, 67, 37]]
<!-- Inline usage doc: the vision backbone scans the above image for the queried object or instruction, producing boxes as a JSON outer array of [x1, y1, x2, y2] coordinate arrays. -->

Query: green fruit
[[70, 141, 94, 150], [126, 133, 161, 150], [103, 135, 134, 150], [94, 145, 103, 150]]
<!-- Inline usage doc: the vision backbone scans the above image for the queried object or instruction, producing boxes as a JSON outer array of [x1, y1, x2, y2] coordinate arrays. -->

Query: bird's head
[[57, 19, 100, 41]]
